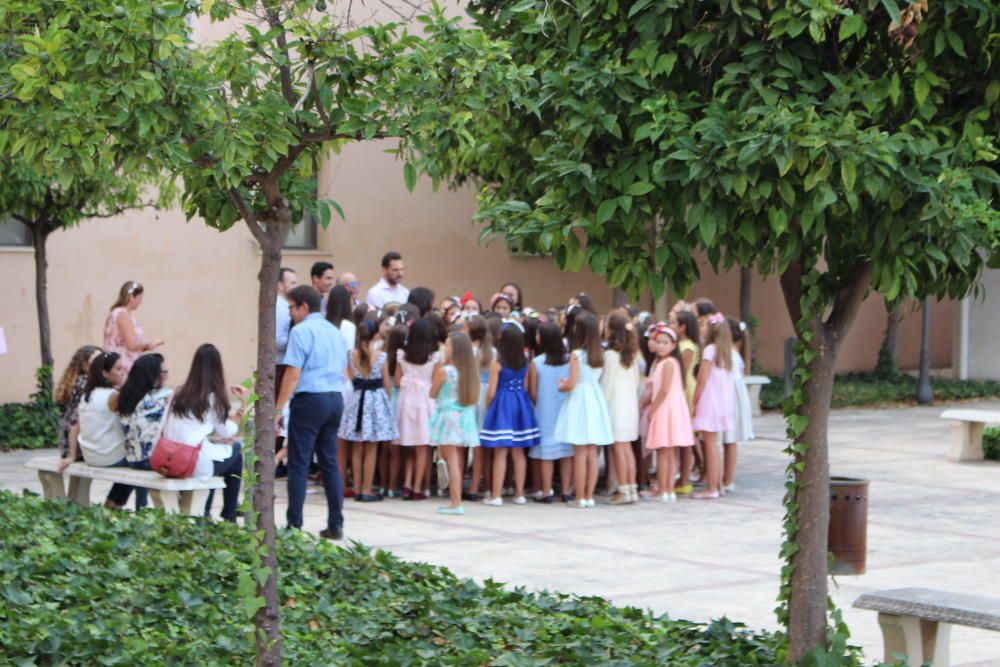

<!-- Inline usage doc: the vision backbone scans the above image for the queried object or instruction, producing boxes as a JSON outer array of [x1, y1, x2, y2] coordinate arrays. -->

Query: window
[[0, 218, 31, 247], [283, 217, 317, 250]]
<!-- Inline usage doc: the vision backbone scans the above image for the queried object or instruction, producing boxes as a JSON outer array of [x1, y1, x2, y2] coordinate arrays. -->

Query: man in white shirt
[[275, 267, 297, 368], [365, 251, 410, 309]]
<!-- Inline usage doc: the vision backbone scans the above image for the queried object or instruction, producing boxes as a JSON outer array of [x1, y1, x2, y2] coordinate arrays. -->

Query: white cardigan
[[162, 394, 238, 479]]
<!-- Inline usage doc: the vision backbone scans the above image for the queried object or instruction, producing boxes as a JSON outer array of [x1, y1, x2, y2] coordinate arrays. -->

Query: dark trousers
[[203, 446, 244, 522], [127, 461, 151, 509], [286, 392, 343, 531], [106, 459, 134, 507]]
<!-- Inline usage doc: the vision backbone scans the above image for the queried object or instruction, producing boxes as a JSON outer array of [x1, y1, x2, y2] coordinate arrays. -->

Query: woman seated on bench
[[117, 353, 173, 510], [66, 351, 137, 510], [161, 344, 246, 522]]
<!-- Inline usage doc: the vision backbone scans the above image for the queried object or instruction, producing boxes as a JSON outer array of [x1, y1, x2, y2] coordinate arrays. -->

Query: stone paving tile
[[4, 401, 1000, 665]]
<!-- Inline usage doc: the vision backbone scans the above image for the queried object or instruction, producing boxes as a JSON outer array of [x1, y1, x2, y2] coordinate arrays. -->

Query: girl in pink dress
[[691, 313, 735, 499], [394, 318, 438, 500], [103, 281, 163, 375], [645, 325, 695, 502]]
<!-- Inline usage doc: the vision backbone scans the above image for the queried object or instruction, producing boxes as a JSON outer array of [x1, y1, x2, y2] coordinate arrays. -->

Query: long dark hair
[[537, 321, 567, 366], [424, 312, 448, 346], [404, 319, 436, 365], [386, 324, 408, 377], [407, 287, 436, 317], [467, 314, 494, 370], [83, 351, 121, 401], [605, 312, 637, 368], [117, 354, 165, 416], [355, 319, 379, 376], [570, 312, 603, 368], [326, 285, 353, 328], [562, 303, 581, 341], [575, 293, 597, 315], [352, 303, 369, 326], [675, 310, 701, 347], [497, 324, 527, 371], [523, 316, 541, 359], [171, 344, 230, 423]]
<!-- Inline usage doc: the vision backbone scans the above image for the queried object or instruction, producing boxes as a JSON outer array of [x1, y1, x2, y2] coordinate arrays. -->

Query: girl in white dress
[[600, 312, 641, 505]]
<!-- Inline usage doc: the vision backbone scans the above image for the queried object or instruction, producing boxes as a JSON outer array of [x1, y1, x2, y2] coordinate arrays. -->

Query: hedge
[[0, 491, 808, 665]]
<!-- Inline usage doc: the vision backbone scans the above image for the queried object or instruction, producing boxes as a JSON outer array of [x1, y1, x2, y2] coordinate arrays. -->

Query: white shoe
[[483, 496, 503, 507], [570, 499, 588, 509], [659, 493, 676, 503], [585, 498, 596, 508], [723, 483, 736, 494], [513, 496, 527, 505], [529, 489, 545, 500]]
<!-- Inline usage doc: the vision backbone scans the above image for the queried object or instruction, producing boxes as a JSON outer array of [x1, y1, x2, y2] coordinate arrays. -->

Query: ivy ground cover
[[0, 492, 786, 665]]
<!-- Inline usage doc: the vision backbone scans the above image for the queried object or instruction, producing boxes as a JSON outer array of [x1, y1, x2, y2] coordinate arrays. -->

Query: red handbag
[[149, 398, 201, 479]]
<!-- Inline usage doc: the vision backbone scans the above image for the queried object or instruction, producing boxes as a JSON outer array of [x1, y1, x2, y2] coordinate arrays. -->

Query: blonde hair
[[111, 281, 143, 310], [705, 315, 734, 372], [55, 345, 102, 405], [448, 332, 480, 407]]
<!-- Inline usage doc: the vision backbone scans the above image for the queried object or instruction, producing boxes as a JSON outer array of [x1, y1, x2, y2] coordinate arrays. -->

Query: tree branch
[[264, 8, 297, 107], [779, 259, 804, 327], [81, 201, 158, 219], [825, 261, 873, 343], [230, 187, 266, 246]]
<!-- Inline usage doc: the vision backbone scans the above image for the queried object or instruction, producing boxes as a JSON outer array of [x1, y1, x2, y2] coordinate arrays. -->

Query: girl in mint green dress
[[430, 332, 481, 515]]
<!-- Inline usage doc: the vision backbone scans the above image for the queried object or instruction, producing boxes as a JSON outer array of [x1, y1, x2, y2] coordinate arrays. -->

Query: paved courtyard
[[3, 401, 999, 665]]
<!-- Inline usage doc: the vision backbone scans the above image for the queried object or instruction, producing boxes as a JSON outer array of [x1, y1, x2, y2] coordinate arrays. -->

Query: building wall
[[966, 268, 1000, 380], [0, 138, 954, 403]]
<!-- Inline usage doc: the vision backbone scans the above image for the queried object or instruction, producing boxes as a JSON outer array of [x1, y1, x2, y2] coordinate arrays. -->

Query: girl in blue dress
[[554, 312, 614, 508], [480, 322, 540, 506], [429, 331, 480, 515], [527, 321, 573, 503]]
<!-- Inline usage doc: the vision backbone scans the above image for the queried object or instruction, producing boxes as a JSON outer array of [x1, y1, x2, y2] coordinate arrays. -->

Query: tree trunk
[[251, 217, 284, 666], [884, 304, 901, 366], [612, 287, 628, 309], [786, 324, 836, 662], [739, 266, 752, 370], [30, 221, 54, 369]]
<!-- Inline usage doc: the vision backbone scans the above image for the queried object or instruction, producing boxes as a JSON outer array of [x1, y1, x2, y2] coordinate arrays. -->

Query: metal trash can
[[828, 477, 869, 575]]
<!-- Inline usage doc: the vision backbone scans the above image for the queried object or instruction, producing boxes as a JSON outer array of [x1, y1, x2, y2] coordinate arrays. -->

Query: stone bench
[[25, 456, 224, 516], [939, 409, 1000, 462], [854, 587, 1000, 666], [743, 375, 771, 417]]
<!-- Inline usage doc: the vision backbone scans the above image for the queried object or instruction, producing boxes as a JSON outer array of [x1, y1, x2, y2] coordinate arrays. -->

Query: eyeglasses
[[347, 281, 360, 289]]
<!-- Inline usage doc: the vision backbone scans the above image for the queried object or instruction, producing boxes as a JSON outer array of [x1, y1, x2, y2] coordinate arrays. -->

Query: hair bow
[[708, 312, 726, 325]]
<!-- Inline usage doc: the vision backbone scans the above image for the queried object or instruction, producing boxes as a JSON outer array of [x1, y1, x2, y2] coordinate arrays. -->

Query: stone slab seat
[[743, 375, 771, 418], [854, 587, 1000, 666], [25, 456, 224, 516], [939, 409, 1000, 462]]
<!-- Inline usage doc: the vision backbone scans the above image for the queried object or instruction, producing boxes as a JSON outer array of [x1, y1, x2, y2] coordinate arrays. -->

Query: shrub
[[759, 373, 1000, 411], [984, 427, 1000, 461], [0, 367, 58, 451], [0, 492, 799, 665]]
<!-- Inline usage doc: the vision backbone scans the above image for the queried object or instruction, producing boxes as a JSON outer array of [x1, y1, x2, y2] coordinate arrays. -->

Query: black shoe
[[319, 527, 343, 541], [534, 494, 554, 504], [357, 494, 383, 503], [560, 494, 574, 503], [461, 492, 481, 502]]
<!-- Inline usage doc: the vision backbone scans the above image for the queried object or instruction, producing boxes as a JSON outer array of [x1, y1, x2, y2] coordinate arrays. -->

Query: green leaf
[[626, 181, 655, 196], [403, 163, 417, 192], [880, 0, 901, 25], [914, 77, 930, 106], [596, 199, 617, 224], [777, 181, 796, 206], [840, 160, 856, 192], [838, 14, 863, 41], [946, 31, 966, 58]]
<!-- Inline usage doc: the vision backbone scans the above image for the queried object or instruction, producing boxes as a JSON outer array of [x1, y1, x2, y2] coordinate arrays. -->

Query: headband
[[501, 319, 525, 333], [127, 282, 142, 295], [491, 293, 514, 309]]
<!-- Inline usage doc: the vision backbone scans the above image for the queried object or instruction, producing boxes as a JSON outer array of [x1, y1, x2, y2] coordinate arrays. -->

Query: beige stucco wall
[[965, 268, 1000, 380]]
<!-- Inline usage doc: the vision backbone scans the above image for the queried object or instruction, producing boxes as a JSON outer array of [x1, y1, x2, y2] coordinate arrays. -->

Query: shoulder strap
[[153, 392, 174, 443]]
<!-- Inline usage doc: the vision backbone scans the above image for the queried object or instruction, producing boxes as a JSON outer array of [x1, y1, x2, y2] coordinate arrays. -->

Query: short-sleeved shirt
[[365, 278, 410, 309], [283, 312, 347, 394]]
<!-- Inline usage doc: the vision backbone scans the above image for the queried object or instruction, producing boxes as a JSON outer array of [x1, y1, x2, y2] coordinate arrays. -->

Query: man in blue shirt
[[276, 285, 348, 539]]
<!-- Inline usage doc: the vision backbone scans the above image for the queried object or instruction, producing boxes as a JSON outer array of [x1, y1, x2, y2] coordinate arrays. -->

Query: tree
[[418, 0, 999, 660], [0, 0, 197, 368], [175, 2, 516, 662]]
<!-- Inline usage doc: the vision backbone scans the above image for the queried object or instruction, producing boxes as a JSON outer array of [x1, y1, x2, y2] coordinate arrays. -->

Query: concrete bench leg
[[179, 490, 209, 517], [149, 489, 209, 517], [37, 471, 66, 500], [67, 476, 92, 507], [877, 613, 951, 666], [948, 421, 984, 462], [748, 384, 763, 417]]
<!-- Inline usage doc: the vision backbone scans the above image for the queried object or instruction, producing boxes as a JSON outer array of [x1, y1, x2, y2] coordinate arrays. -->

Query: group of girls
[[332, 281, 754, 515]]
